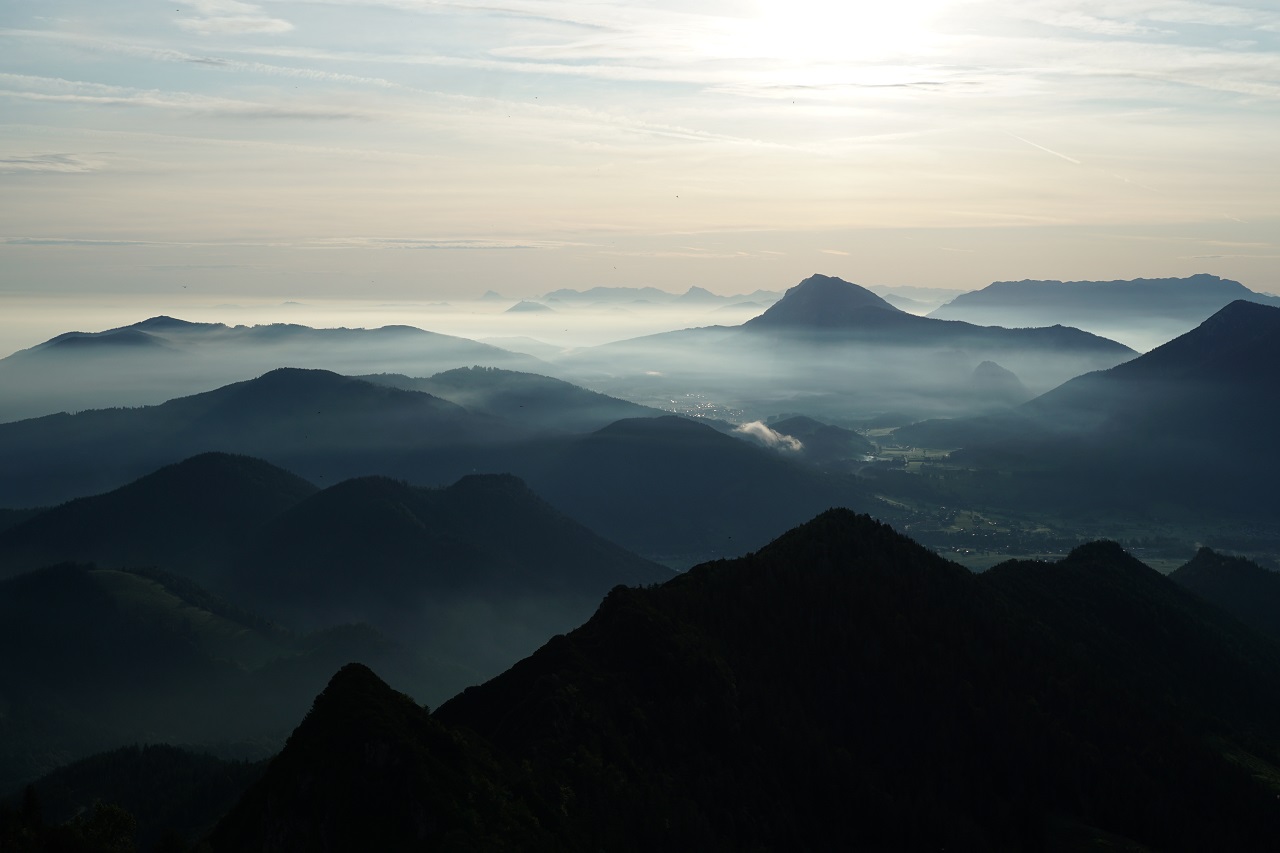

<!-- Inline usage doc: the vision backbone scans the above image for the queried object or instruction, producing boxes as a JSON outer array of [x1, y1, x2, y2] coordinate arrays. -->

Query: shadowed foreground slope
[[213, 511, 1280, 852]]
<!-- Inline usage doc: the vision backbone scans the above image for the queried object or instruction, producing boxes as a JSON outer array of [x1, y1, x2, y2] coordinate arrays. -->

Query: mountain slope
[[361, 366, 664, 434], [1171, 548, 1280, 643], [0, 563, 437, 792], [215, 512, 1280, 851], [895, 300, 1280, 517], [563, 274, 1134, 423], [211, 663, 553, 852], [0, 368, 509, 507], [524, 415, 864, 563], [227, 471, 671, 687], [5, 745, 265, 852], [0, 315, 546, 422], [0, 452, 316, 583], [741, 272, 901, 326]]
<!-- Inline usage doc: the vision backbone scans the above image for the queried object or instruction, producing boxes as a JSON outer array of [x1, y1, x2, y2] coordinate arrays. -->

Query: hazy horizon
[[3, 1, 1278, 307]]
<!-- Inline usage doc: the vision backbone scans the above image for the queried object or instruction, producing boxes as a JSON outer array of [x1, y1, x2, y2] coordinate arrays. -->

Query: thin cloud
[[1005, 133, 1083, 165], [0, 74, 370, 120], [0, 153, 102, 174], [175, 0, 294, 35]]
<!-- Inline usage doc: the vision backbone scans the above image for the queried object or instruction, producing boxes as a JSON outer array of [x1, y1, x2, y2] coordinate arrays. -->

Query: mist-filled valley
[[5, 272, 1280, 851]]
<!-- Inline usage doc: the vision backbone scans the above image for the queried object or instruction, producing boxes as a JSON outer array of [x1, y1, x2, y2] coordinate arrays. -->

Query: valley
[[3, 272, 1280, 851]]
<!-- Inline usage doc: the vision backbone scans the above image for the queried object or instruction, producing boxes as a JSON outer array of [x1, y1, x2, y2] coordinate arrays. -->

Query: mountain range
[[0, 560, 439, 794], [0, 369, 867, 566], [566, 274, 1135, 423], [0, 316, 547, 422], [929, 273, 1280, 350], [895, 299, 1280, 518], [206, 511, 1280, 852]]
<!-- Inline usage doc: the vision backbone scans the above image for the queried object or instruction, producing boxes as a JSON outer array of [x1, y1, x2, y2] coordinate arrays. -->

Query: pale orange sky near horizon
[[2, 0, 1278, 304]]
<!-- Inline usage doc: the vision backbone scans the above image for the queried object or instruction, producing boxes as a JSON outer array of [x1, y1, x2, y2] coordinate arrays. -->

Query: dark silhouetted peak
[[1171, 548, 1280, 642], [744, 274, 901, 328], [760, 507, 927, 558], [311, 662, 390, 712], [254, 366, 345, 386], [1107, 298, 1280, 383], [770, 415, 823, 432], [1202, 297, 1280, 329], [1061, 539, 1146, 569], [0, 453, 316, 582], [211, 662, 548, 852], [128, 316, 224, 332], [768, 415, 876, 460]]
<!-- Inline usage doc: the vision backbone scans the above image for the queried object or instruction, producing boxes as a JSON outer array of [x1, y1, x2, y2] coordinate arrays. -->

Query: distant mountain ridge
[[0, 452, 317, 584], [0, 315, 548, 422], [541, 285, 782, 305], [929, 273, 1280, 349], [896, 299, 1280, 518], [742, 273, 900, 326], [0, 367, 505, 507], [567, 273, 1135, 424], [0, 447, 674, 704]]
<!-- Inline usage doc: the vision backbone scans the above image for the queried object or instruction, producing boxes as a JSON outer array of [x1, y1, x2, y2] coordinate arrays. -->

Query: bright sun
[[730, 0, 948, 63]]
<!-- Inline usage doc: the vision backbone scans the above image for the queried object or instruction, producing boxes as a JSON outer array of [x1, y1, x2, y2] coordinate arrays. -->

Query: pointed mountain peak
[[677, 285, 722, 302], [212, 662, 549, 850], [127, 316, 224, 332], [1207, 298, 1280, 324], [743, 274, 901, 329]]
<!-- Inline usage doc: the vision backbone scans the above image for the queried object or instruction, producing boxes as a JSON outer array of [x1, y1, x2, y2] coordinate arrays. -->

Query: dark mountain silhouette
[[0, 368, 507, 507], [211, 663, 551, 852], [361, 366, 663, 434], [215, 512, 1280, 851], [0, 315, 546, 422], [0, 452, 316, 584], [38, 327, 173, 352], [566, 274, 1134, 423], [896, 300, 1280, 517], [0, 446, 671, 704], [769, 414, 876, 466], [930, 273, 1280, 347], [4, 745, 265, 852], [229, 473, 671, 683], [0, 562, 439, 792], [524, 415, 865, 563], [1171, 548, 1280, 643], [741, 272, 901, 327], [742, 275, 1134, 358]]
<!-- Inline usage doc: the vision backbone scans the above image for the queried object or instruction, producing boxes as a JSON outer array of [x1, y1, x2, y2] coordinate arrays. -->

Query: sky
[[2, 0, 1279, 324]]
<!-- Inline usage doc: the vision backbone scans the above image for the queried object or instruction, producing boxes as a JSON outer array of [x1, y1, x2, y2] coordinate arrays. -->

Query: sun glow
[[735, 0, 949, 62]]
